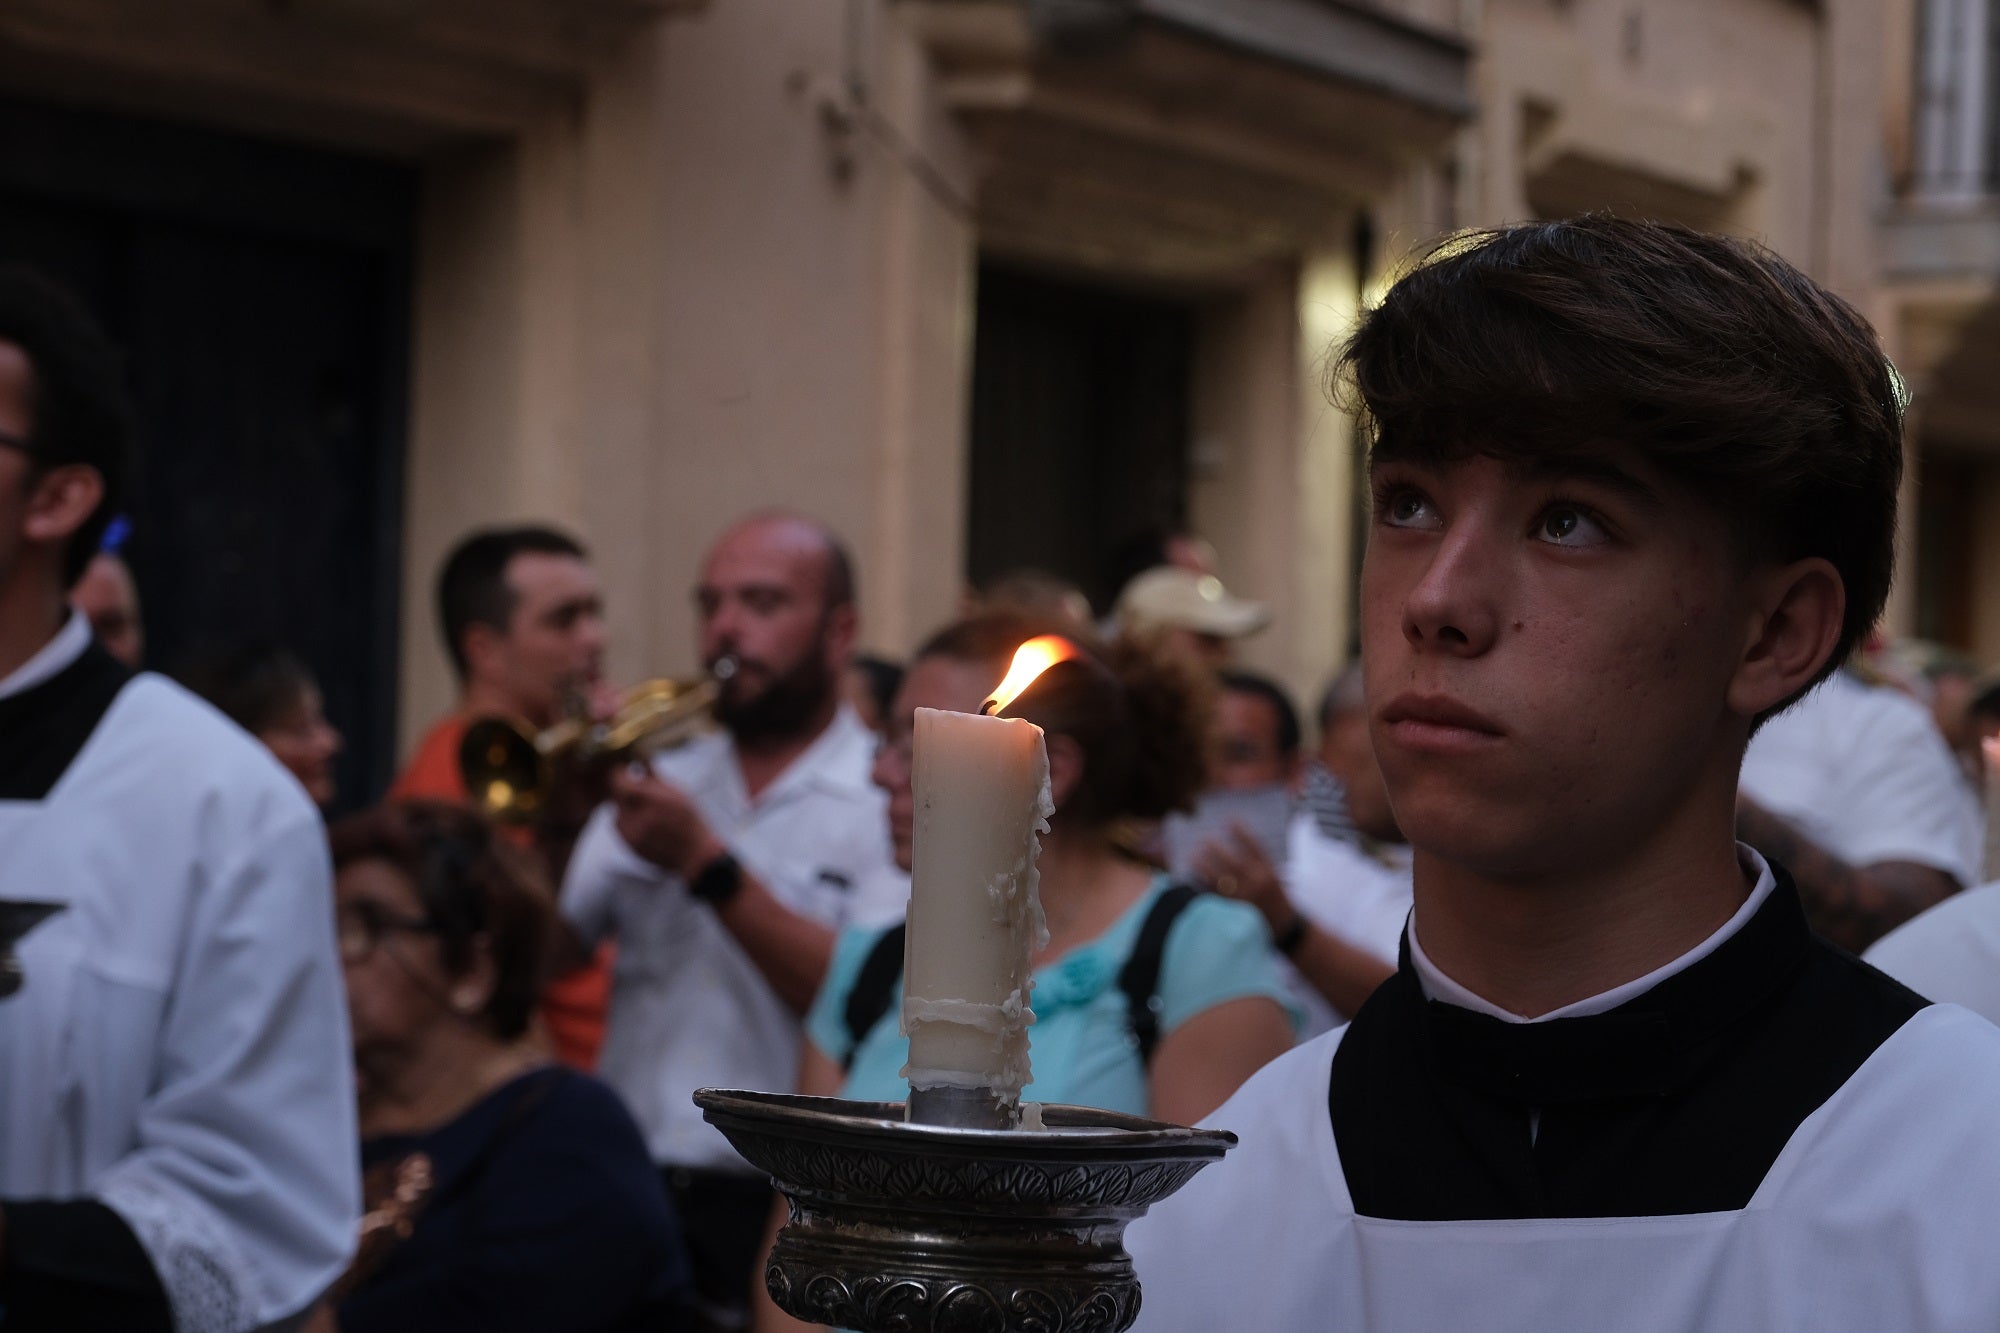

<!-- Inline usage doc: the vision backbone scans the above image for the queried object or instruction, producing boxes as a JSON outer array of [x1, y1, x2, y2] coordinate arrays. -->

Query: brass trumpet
[[459, 659, 735, 824]]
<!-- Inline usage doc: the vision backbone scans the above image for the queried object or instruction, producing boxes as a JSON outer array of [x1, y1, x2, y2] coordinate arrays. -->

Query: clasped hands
[[1191, 824, 1292, 934]]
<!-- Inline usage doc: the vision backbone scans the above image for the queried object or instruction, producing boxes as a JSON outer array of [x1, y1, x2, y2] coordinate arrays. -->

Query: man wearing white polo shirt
[[1737, 666, 1980, 951], [561, 512, 904, 1330]]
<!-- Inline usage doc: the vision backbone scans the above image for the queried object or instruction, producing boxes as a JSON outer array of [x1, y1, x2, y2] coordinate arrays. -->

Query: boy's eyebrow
[[1510, 457, 1667, 511]]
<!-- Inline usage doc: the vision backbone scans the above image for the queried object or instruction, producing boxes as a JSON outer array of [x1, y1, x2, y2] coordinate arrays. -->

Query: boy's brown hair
[[1339, 215, 1904, 699]]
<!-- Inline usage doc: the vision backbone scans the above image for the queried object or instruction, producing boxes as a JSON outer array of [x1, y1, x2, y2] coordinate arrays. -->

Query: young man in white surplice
[[0, 269, 357, 1331], [1126, 217, 2000, 1333]]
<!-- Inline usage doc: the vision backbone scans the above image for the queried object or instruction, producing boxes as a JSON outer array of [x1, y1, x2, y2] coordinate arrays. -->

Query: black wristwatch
[[688, 851, 744, 907], [1272, 912, 1309, 958]]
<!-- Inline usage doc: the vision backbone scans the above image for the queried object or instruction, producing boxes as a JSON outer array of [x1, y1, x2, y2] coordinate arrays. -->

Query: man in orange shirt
[[392, 525, 614, 1068]]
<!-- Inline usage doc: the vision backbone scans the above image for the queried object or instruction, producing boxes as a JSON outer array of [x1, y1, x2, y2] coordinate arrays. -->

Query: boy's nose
[[1402, 528, 1501, 658]]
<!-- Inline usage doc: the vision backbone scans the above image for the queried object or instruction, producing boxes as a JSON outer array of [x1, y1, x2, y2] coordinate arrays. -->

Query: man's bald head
[[697, 511, 859, 743], [708, 510, 854, 614]]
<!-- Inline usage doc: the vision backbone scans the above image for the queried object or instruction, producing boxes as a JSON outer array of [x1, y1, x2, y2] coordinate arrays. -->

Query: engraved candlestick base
[[0, 900, 65, 1000], [695, 1089, 1233, 1333]]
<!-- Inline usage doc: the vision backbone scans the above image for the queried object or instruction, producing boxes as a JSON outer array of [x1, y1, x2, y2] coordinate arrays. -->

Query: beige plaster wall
[[1468, 0, 1832, 270], [400, 0, 1887, 749], [1191, 262, 1310, 708], [398, 0, 978, 750]]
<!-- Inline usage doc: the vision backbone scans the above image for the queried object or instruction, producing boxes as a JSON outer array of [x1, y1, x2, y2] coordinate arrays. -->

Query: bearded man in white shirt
[[561, 511, 905, 1329], [0, 269, 356, 1331]]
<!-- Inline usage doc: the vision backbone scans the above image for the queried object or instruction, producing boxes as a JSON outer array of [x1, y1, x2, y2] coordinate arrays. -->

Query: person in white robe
[[0, 268, 356, 1332], [1864, 878, 2000, 1024], [1126, 217, 2000, 1332]]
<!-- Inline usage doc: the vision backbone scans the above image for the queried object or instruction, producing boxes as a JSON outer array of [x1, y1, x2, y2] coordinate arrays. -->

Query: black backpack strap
[[1117, 883, 1202, 1067], [841, 923, 908, 1072]]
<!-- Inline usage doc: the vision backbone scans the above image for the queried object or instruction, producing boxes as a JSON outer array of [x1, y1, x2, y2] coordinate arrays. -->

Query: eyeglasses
[[336, 901, 441, 964]]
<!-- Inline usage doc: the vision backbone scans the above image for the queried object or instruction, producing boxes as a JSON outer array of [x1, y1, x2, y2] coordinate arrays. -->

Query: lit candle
[[1983, 737, 2000, 885], [901, 636, 1074, 1128]]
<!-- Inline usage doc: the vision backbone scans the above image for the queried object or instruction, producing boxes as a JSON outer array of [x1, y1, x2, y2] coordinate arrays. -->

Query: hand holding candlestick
[[693, 638, 1237, 1333]]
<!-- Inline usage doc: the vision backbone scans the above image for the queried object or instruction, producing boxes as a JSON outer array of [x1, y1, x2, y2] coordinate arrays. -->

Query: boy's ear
[[1727, 556, 1845, 719]]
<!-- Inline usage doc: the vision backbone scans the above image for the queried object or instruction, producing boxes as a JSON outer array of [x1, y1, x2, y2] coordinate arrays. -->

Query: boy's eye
[[1378, 487, 1441, 530], [1536, 504, 1609, 548]]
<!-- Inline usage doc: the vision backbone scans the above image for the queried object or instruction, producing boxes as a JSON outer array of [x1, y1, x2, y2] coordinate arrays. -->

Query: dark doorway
[[1916, 450, 1981, 652], [0, 95, 414, 810], [966, 262, 1196, 614]]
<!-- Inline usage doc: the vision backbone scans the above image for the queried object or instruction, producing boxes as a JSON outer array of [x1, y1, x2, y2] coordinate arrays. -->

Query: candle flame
[[984, 636, 1078, 716]]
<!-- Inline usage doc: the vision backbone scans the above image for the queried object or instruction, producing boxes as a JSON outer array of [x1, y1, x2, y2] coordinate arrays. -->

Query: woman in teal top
[[799, 612, 1297, 1125], [751, 614, 1298, 1333], [808, 874, 1295, 1115]]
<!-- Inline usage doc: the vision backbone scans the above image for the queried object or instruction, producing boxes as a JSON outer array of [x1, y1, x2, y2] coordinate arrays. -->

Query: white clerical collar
[[0, 610, 91, 700], [1408, 845, 1780, 1024]]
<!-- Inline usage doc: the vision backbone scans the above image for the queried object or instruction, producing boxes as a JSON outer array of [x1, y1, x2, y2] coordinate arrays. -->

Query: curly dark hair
[[327, 800, 554, 1040], [914, 612, 1212, 826], [0, 267, 138, 587], [1339, 215, 1904, 708]]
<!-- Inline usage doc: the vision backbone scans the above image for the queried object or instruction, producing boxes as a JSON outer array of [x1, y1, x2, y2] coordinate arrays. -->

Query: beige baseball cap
[[1114, 566, 1270, 638]]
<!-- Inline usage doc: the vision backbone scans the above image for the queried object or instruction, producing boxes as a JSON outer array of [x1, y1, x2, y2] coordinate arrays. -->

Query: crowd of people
[[8, 213, 2000, 1333]]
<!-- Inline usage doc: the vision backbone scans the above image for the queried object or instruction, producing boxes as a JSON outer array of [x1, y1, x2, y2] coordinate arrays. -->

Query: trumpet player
[[392, 525, 615, 1069], [562, 511, 907, 1332]]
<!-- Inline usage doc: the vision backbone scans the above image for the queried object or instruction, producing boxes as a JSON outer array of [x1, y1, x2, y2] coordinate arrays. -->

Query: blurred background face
[[697, 521, 851, 740], [1209, 688, 1296, 791], [259, 680, 342, 807], [1162, 626, 1231, 672], [336, 857, 452, 1073], [493, 551, 605, 723], [72, 550, 142, 666], [871, 654, 1001, 872], [1320, 710, 1401, 844], [0, 342, 36, 590]]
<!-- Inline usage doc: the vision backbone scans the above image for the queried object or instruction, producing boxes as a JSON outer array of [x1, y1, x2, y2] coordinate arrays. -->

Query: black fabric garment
[[0, 640, 130, 802], [1330, 868, 1927, 1220], [0, 1198, 173, 1332], [660, 1166, 772, 1333], [341, 1066, 692, 1333]]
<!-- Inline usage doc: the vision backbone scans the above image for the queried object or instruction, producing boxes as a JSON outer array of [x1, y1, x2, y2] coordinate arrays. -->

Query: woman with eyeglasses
[[306, 800, 691, 1333]]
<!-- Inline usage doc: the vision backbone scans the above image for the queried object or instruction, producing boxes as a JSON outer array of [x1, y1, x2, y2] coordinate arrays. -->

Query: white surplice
[[0, 618, 358, 1332]]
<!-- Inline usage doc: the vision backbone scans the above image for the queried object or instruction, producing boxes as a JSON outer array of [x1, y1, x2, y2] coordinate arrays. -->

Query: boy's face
[[1360, 447, 1753, 881]]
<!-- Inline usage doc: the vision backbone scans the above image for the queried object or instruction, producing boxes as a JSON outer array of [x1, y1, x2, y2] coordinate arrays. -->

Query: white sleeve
[[95, 805, 358, 1333], [1284, 836, 1409, 966], [560, 801, 664, 943], [1864, 884, 2000, 1023], [844, 865, 912, 931], [1834, 698, 1982, 887]]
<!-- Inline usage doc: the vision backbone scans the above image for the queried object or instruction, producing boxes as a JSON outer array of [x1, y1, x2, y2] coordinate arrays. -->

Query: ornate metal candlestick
[[696, 1088, 1234, 1333], [0, 900, 66, 999]]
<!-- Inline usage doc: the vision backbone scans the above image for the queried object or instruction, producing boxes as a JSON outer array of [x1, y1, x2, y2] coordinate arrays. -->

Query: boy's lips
[[1380, 693, 1506, 749]]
